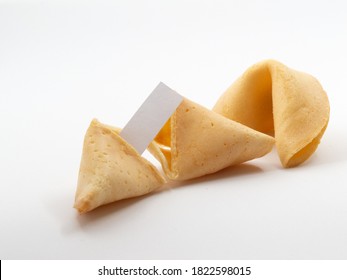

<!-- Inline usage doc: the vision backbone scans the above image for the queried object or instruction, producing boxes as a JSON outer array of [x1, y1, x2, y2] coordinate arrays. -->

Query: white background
[[1, 0, 346, 259]]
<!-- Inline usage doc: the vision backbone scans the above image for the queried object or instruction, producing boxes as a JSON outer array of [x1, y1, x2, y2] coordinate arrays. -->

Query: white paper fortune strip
[[120, 82, 183, 154]]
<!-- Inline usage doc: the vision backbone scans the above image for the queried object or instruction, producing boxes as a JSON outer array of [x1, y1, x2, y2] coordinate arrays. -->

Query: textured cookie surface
[[74, 119, 165, 213], [149, 98, 275, 180]]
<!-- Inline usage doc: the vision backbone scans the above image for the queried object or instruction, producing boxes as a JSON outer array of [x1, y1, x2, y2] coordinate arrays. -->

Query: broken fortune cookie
[[74, 119, 166, 213], [149, 98, 275, 181]]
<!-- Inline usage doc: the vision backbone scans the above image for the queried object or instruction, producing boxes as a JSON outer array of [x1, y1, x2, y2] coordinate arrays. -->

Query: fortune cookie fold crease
[[213, 60, 330, 167], [148, 98, 275, 181], [74, 119, 165, 213]]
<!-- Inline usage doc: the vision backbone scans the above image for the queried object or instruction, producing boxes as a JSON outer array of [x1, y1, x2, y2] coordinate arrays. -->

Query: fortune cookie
[[149, 98, 275, 180], [74, 119, 165, 213], [213, 60, 330, 167]]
